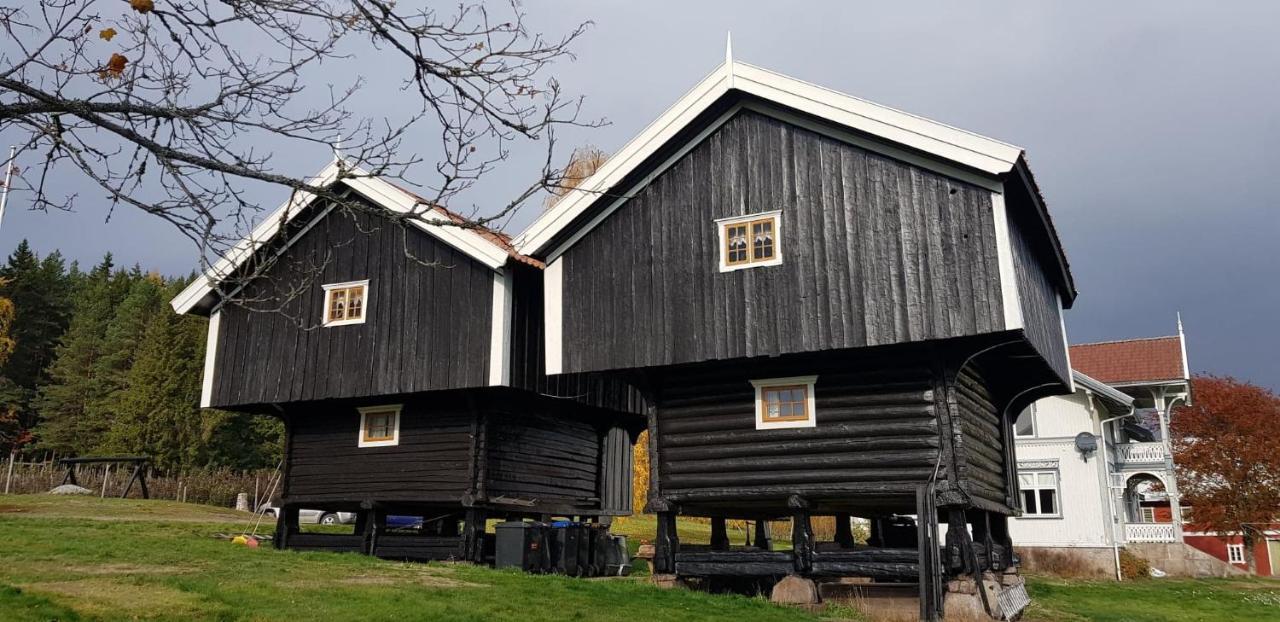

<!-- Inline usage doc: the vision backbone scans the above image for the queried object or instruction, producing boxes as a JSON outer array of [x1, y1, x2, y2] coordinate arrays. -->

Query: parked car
[[257, 501, 356, 525]]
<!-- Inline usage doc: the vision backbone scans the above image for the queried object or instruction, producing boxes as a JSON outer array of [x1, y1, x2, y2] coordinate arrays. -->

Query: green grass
[[1025, 575, 1280, 622], [0, 495, 828, 622]]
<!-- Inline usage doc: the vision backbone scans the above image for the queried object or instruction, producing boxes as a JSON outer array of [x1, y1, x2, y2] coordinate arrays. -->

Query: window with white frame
[[1140, 506, 1156, 524], [323, 280, 369, 326], [1014, 404, 1037, 438], [1018, 470, 1060, 517], [750, 376, 816, 430], [716, 211, 782, 272], [357, 404, 401, 447], [1227, 543, 1245, 564]]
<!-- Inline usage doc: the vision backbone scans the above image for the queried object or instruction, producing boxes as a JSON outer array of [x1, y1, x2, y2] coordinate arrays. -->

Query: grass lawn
[[0, 495, 836, 622], [4, 495, 1279, 621]]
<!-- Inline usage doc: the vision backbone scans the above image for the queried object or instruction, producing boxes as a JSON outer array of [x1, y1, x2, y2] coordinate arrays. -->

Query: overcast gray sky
[[1, 2, 1277, 389]]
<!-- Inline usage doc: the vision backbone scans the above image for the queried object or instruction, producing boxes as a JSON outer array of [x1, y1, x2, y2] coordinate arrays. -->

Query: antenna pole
[[0, 146, 15, 232]]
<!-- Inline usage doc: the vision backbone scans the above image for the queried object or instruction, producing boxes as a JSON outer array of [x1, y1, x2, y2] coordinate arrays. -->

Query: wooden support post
[[916, 486, 942, 622], [277, 505, 300, 550], [356, 510, 372, 554], [136, 464, 149, 499], [834, 513, 855, 548], [710, 517, 730, 551], [4, 451, 15, 495], [867, 516, 883, 547], [368, 509, 387, 557], [462, 509, 486, 563], [992, 513, 1012, 570], [754, 520, 772, 551], [982, 512, 997, 572], [945, 509, 970, 575], [791, 511, 814, 574], [654, 511, 679, 574]]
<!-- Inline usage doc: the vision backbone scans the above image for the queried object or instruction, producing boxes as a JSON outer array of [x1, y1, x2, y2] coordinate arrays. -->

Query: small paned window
[[750, 376, 817, 430], [1139, 507, 1156, 524], [323, 280, 369, 326], [717, 212, 782, 271], [1014, 405, 1037, 438], [358, 405, 401, 447], [1018, 471, 1060, 517], [1228, 543, 1245, 564]]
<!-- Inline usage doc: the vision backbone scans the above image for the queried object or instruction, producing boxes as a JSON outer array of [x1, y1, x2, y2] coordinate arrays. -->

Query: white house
[[1010, 321, 1194, 577]]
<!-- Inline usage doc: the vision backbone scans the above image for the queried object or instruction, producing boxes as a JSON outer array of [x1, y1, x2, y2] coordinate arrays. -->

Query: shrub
[[1119, 548, 1151, 580]]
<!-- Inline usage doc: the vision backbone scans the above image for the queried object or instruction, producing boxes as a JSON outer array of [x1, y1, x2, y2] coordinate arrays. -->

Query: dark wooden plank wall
[[211, 198, 494, 408], [654, 358, 943, 506], [485, 412, 601, 505], [950, 366, 1007, 506], [283, 399, 474, 502], [507, 264, 645, 414], [1008, 210, 1070, 384], [559, 110, 1005, 375], [599, 426, 633, 514]]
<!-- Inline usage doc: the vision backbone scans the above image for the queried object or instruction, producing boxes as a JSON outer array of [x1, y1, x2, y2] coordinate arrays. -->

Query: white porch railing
[[1115, 442, 1167, 465], [1125, 522, 1177, 543]]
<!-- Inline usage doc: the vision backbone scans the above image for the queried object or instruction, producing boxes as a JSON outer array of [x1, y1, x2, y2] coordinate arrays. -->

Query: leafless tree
[[0, 0, 599, 311]]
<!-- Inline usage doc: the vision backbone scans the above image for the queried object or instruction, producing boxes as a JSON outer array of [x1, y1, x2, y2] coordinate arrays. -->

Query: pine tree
[[85, 269, 166, 446], [35, 255, 130, 454], [0, 241, 73, 443]]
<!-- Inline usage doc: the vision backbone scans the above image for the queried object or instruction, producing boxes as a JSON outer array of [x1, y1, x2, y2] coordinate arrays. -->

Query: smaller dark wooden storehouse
[[172, 167, 645, 563], [511, 57, 1079, 620]]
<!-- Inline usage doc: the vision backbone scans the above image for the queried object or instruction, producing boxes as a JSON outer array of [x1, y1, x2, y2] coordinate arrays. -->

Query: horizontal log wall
[[559, 109, 1006, 374], [485, 412, 601, 506], [283, 397, 474, 503], [951, 366, 1008, 506], [654, 358, 943, 504], [212, 198, 493, 408]]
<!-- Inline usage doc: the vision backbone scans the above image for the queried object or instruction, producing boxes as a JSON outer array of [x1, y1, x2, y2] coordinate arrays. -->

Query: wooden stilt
[[916, 486, 942, 622], [654, 511, 679, 574], [754, 520, 772, 551], [791, 511, 814, 574], [834, 513, 855, 548], [462, 509, 486, 563], [710, 517, 730, 551]]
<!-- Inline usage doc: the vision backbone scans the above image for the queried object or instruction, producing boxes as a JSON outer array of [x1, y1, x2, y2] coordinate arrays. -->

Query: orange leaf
[[129, 0, 155, 13], [102, 53, 128, 79], [99, 28, 118, 41]]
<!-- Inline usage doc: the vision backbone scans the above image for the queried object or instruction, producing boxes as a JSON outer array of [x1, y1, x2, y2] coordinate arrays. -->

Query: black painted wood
[[558, 109, 1007, 375], [211, 198, 494, 408], [1005, 177, 1071, 385]]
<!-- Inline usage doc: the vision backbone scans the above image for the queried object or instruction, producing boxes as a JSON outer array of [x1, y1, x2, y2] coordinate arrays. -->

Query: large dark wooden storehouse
[[172, 166, 645, 563], [512, 57, 1076, 619]]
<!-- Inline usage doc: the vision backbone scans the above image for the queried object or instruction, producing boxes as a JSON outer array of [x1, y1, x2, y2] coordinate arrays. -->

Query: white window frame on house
[[715, 211, 783, 272], [1018, 470, 1061, 518], [1227, 543, 1245, 564], [1140, 506, 1156, 524], [1014, 404, 1037, 438], [750, 376, 817, 430], [322, 279, 370, 327], [357, 404, 401, 448]]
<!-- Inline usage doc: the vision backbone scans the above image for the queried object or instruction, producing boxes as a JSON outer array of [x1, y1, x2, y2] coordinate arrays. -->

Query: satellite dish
[[1075, 432, 1098, 455]]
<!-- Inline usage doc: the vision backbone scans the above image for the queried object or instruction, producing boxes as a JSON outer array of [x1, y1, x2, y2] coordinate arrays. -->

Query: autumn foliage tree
[[1172, 375, 1280, 573]]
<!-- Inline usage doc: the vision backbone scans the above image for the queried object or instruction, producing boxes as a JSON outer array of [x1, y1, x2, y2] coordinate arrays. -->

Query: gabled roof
[[1072, 370, 1134, 416], [170, 160, 527, 315], [1069, 336, 1189, 386], [515, 59, 1032, 259]]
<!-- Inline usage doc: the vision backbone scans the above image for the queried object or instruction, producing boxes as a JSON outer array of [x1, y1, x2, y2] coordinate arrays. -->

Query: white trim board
[[515, 59, 1023, 257], [990, 189, 1023, 331], [543, 258, 564, 375], [199, 310, 221, 408], [171, 161, 510, 316], [487, 270, 513, 386]]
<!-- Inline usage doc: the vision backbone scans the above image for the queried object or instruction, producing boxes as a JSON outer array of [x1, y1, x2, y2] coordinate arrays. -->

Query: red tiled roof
[[1069, 336, 1186, 385]]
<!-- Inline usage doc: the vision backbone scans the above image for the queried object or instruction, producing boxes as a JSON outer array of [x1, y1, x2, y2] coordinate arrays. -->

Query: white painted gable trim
[[487, 270, 513, 386], [514, 60, 1023, 257], [990, 188, 1023, 331], [171, 162, 509, 315], [543, 258, 564, 375], [199, 310, 221, 408]]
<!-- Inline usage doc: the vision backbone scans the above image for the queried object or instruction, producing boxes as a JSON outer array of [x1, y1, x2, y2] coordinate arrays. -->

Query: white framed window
[[716, 211, 782, 272], [750, 376, 817, 430], [1227, 543, 1245, 564], [323, 280, 370, 327], [1014, 404, 1037, 438], [1140, 506, 1156, 524], [1018, 470, 1060, 517], [357, 404, 401, 447]]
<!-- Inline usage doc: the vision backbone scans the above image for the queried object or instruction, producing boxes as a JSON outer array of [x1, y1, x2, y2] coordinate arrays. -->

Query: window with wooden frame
[[716, 211, 783, 272], [357, 404, 401, 447], [322, 280, 369, 327], [750, 376, 817, 430], [1017, 470, 1060, 517]]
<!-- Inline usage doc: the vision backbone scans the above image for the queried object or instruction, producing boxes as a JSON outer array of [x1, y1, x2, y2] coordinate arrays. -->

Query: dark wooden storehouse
[[172, 166, 645, 562], [512, 58, 1077, 619]]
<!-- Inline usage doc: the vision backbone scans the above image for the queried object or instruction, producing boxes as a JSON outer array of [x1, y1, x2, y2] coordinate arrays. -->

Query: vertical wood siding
[[599, 426, 634, 513], [211, 201, 494, 407], [284, 398, 474, 502], [1008, 213, 1070, 383], [558, 110, 1005, 375], [653, 357, 943, 506]]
